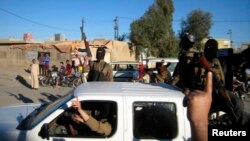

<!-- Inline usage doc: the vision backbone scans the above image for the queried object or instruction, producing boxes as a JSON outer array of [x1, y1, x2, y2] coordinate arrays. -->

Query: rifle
[[198, 54, 238, 124]]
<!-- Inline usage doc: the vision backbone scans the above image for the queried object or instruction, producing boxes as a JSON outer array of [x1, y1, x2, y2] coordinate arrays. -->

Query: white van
[[0, 82, 191, 141]]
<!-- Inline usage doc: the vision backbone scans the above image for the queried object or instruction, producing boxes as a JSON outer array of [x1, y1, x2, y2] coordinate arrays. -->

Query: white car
[[0, 82, 191, 141], [110, 61, 139, 82]]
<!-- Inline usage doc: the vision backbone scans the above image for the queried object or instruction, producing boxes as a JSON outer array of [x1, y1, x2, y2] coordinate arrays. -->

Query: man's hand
[[71, 97, 82, 113], [183, 72, 213, 141], [183, 72, 212, 122], [71, 97, 90, 122], [72, 114, 84, 123]]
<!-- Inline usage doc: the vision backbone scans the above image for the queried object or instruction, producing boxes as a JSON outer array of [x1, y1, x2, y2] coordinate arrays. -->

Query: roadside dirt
[[0, 64, 73, 107]]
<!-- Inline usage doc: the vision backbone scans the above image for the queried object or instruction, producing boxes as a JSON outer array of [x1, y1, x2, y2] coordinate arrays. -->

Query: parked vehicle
[[57, 75, 75, 87], [110, 61, 139, 82], [72, 72, 87, 87], [0, 82, 191, 141], [39, 75, 48, 86], [39, 71, 58, 87], [143, 58, 179, 76], [39, 65, 59, 87]]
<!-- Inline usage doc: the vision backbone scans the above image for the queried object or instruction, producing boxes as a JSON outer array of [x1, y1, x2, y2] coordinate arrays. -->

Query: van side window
[[48, 100, 117, 138], [133, 102, 177, 140]]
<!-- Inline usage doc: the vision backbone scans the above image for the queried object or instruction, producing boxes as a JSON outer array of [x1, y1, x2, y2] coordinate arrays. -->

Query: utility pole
[[227, 29, 232, 47], [80, 17, 85, 40], [114, 16, 119, 40]]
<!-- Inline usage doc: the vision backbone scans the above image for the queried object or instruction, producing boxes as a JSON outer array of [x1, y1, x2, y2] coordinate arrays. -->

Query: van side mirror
[[39, 123, 49, 140]]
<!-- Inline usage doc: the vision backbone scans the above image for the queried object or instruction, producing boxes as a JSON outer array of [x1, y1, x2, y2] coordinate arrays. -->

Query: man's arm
[[107, 64, 113, 81], [84, 116, 112, 136]]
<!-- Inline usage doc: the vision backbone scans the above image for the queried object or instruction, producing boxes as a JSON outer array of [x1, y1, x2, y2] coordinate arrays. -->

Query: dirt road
[[0, 65, 73, 107], [0, 64, 249, 114]]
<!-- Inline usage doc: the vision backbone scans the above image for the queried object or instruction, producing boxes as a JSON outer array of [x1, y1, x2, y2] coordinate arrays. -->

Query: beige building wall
[[0, 40, 136, 70], [203, 38, 231, 49], [111, 40, 136, 62], [88, 40, 136, 62], [0, 45, 71, 69]]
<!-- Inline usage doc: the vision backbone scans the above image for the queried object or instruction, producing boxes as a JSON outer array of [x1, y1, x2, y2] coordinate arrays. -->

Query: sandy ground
[[0, 64, 249, 113], [0, 64, 73, 107]]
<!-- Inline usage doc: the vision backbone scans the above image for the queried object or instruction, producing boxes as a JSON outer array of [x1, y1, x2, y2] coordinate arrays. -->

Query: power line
[[173, 19, 250, 23], [213, 20, 250, 23], [119, 16, 135, 20], [0, 7, 78, 32]]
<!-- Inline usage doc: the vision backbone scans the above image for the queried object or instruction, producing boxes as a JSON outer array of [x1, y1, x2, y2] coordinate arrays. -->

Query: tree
[[180, 9, 213, 50], [130, 0, 178, 59]]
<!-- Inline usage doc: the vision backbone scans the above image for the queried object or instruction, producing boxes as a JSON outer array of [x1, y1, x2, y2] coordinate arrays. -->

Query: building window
[[133, 102, 177, 140]]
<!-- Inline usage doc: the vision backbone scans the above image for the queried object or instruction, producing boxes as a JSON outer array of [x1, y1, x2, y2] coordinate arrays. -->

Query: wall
[[0, 45, 71, 69], [111, 41, 136, 62], [0, 40, 137, 70]]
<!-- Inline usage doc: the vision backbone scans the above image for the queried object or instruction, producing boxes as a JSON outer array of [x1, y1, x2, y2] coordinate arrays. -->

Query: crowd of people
[[30, 44, 113, 90], [27, 32, 250, 141]]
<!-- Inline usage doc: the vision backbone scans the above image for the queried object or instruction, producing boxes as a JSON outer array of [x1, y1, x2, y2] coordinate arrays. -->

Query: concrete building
[[216, 38, 231, 48], [0, 38, 136, 70], [55, 34, 65, 41]]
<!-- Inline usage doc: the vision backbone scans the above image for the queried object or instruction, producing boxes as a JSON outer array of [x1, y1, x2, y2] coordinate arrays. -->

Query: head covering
[[96, 47, 106, 60], [180, 33, 195, 50], [204, 39, 218, 61]]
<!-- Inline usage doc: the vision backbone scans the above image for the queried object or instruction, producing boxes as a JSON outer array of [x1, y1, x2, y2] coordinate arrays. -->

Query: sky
[[0, 0, 249, 47]]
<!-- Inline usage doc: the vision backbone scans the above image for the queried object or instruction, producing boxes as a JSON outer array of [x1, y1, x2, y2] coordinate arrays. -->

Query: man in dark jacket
[[87, 47, 113, 81]]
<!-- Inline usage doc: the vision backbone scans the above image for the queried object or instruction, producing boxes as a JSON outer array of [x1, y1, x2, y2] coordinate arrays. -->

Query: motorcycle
[[39, 75, 48, 87], [57, 75, 75, 87], [72, 72, 87, 87], [232, 76, 247, 100], [40, 71, 59, 87], [39, 65, 59, 87]]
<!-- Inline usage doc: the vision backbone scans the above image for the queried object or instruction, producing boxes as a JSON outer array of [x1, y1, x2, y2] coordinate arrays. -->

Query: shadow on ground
[[8, 92, 34, 103], [16, 75, 31, 89]]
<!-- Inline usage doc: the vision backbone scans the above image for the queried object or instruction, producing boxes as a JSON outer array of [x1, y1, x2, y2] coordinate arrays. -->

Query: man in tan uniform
[[87, 47, 113, 81], [71, 98, 112, 137], [30, 59, 39, 90]]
